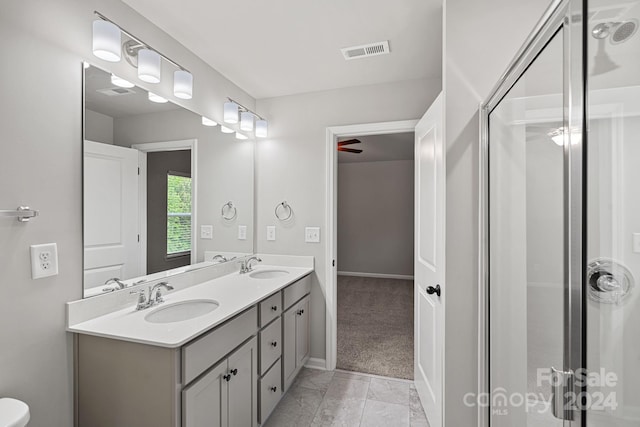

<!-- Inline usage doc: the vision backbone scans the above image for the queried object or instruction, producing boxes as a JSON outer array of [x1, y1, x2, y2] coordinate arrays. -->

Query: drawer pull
[[269, 386, 278, 392], [271, 305, 278, 311], [297, 309, 304, 316], [223, 374, 231, 382], [270, 341, 278, 347], [230, 368, 238, 376]]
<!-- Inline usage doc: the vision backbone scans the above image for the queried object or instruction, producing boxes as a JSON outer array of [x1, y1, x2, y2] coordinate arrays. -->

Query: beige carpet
[[336, 275, 414, 380]]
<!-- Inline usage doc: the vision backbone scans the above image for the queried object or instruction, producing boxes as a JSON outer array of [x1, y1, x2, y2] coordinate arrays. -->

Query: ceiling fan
[[337, 138, 362, 154]]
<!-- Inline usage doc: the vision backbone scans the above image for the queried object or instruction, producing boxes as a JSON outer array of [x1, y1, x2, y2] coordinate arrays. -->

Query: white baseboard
[[304, 357, 327, 370], [337, 271, 414, 280]]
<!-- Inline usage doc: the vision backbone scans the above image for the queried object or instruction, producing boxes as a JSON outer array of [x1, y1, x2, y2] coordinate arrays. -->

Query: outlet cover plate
[[238, 225, 247, 240], [305, 227, 321, 243], [267, 226, 276, 241], [201, 225, 213, 239], [30, 243, 59, 279]]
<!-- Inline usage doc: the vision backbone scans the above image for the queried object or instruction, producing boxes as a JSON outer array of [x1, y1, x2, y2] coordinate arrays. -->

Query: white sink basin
[[145, 299, 219, 324], [249, 269, 290, 279]]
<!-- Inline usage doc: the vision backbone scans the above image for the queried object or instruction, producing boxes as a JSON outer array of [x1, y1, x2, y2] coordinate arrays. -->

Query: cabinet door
[[182, 360, 228, 427], [283, 305, 297, 387], [295, 296, 310, 367], [227, 337, 258, 427]]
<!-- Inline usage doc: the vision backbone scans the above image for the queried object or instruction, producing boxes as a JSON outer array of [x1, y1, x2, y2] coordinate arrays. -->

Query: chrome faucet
[[211, 254, 228, 263], [103, 277, 127, 292], [240, 256, 262, 274], [130, 281, 174, 310]]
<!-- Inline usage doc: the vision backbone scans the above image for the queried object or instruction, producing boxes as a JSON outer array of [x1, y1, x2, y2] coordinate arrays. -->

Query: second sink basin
[[145, 299, 219, 324], [249, 269, 290, 279]]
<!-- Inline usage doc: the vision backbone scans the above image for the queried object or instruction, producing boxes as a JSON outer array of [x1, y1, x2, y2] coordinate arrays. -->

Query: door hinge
[[137, 167, 140, 175], [332, 260, 335, 267], [137, 234, 140, 242], [551, 367, 574, 421]]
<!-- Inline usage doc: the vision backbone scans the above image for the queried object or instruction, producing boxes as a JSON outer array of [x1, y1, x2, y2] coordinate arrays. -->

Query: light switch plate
[[305, 227, 321, 243], [633, 233, 640, 253], [267, 226, 276, 241], [238, 225, 247, 240], [201, 225, 213, 239], [30, 243, 59, 279]]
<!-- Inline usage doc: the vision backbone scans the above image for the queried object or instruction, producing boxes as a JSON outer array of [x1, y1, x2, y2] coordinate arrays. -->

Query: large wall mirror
[[83, 64, 254, 297]]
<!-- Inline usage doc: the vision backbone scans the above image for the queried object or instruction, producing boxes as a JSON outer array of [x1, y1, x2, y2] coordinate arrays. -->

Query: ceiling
[[122, 0, 442, 99], [338, 132, 414, 164], [85, 65, 181, 118]]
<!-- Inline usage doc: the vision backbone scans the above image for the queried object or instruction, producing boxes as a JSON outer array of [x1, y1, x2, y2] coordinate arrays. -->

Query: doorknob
[[427, 285, 441, 297]]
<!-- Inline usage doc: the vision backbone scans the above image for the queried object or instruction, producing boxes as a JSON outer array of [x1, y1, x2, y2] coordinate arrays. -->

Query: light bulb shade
[[148, 92, 168, 103], [111, 74, 134, 88], [174, 70, 193, 99], [240, 112, 254, 131], [224, 101, 238, 123], [220, 125, 234, 133], [255, 119, 268, 138], [202, 116, 217, 127], [138, 49, 161, 83], [92, 20, 121, 62], [235, 132, 248, 140]]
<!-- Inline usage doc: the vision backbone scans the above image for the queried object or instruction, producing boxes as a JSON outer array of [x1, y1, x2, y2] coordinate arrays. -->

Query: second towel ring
[[275, 201, 293, 221], [221, 201, 237, 221]]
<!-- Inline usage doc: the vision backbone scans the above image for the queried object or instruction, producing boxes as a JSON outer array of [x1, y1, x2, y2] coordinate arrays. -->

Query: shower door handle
[[550, 367, 574, 421]]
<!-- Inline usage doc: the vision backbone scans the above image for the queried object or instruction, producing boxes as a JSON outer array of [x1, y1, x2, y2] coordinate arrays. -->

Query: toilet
[[0, 398, 30, 427]]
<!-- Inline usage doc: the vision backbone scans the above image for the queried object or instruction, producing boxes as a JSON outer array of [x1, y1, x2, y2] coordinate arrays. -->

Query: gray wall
[[443, 0, 551, 424], [255, 77, 441, 361], [85, 109, 113, 144], [0, 1, 254, 426], [337, 160, 414, 277]]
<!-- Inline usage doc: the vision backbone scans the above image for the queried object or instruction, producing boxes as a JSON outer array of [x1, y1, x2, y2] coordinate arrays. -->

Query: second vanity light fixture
[[223, 98, 269, 138], [92, 12, 193, 100]]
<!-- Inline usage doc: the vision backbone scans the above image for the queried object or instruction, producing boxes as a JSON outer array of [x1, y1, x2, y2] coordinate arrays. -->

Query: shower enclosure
[[481, 0, 640, 425]]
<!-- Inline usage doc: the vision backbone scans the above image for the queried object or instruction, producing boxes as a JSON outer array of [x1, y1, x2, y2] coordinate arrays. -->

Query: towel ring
[[221, 201, 237, 221], [275, 201, 293, 221]]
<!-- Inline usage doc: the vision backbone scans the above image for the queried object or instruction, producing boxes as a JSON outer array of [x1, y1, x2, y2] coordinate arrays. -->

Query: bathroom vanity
[[68, 257, 313, 427]]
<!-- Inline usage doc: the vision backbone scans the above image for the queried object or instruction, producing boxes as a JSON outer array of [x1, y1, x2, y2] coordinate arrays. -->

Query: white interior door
[[414, 93, 444, 427], [83, 140, 140, 293]]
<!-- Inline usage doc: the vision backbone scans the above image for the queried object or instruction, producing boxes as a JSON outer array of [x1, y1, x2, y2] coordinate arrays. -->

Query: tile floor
[[263, 368, 431, 427]]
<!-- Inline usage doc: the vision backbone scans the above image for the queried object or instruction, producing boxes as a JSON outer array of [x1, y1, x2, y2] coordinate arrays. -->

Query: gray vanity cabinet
[[282, 276, 311, 391], [183, 337, 257, 427]]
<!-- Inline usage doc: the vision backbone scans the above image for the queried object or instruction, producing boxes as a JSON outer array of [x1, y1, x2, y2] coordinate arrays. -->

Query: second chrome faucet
[[130, 281, 174, 311]]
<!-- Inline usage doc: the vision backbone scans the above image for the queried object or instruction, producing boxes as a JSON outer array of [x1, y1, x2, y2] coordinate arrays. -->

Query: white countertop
[[67, 264, 313, 348]]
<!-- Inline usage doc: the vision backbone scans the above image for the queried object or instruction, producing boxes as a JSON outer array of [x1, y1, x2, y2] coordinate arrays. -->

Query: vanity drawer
[[259, 317, 282, 375], [283, 274, 311, 310], [182, 306, 257, 385], [259, 292, 282, 327], [259, 359, 282, 424]]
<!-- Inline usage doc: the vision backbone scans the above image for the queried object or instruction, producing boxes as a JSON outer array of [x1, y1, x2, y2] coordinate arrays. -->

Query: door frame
[[133, 139, 198, 269], [479, 0, 585, 424], [324, 119, 419, 370]]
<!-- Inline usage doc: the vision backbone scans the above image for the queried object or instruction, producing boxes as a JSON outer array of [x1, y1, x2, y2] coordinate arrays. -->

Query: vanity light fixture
[[202, 116, 218, 127], [110, 74, 134, 88], [220, 125, 234, 133], [255, 119, 268, 138], [92, 12, 194, 99], [225, 97, 269, 138], [92, 19, 121, 62], [148, 92, 168, 103], [240, 111, 254, 131], [235, 132, 248, 140], [224, 101, 239, 123]]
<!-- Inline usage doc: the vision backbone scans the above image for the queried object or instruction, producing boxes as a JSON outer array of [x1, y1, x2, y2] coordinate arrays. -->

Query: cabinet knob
[[230, 368, 238, 376], [426, 285, 441, 297], [297, 309, 304, 316], [269, 386, 277, 393], [270, 341, 278, 347], [271, 305, 278, 311], [223, 374, 231, 382]]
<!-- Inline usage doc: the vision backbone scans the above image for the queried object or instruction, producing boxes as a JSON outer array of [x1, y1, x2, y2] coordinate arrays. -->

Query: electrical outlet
[[305, 227, 321, 243], [201, 225, 213, 239], [30, 243, 59, 279], [267, 226, 276, 241], [238, 225, 247, 240]]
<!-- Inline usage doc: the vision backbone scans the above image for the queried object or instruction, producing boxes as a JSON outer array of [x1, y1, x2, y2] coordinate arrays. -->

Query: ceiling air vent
[[341, 40, 390, 61], [96, 87, 137, 97]]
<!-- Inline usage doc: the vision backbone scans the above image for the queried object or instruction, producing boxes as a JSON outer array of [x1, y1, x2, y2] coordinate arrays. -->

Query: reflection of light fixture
[[240, 111, 254, 131], [138, 49, 161, 83], [220, 125, 234, 133], [548, 127, 582, 146], [202, 117, 217, 127], [110, 74, 134, 88], [235, 132, 248, 140], [92, 19, 121, 62], [255, 119, 268, 138], [148, 92, 168, 103], [174, 70, 193, 99], [224, 101, 238, 123]]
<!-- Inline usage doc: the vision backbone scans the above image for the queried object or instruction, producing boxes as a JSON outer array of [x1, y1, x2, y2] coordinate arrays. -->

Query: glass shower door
[[585, 0, 640, 425]]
